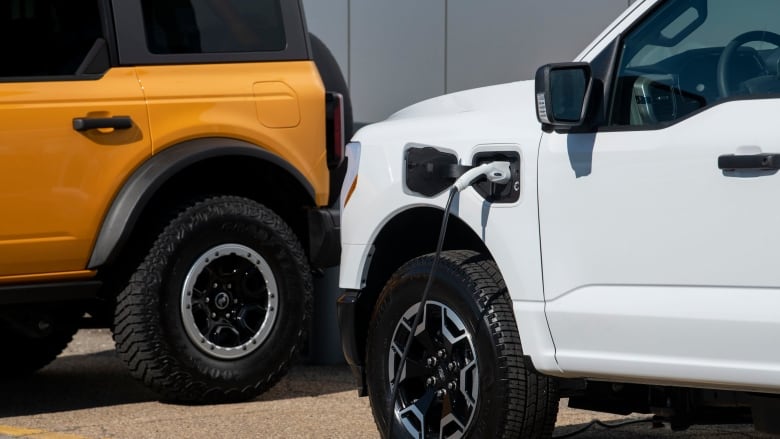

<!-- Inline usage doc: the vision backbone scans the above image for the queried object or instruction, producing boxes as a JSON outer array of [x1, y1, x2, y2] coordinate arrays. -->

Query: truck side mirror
[[535, 62, 593, 132]]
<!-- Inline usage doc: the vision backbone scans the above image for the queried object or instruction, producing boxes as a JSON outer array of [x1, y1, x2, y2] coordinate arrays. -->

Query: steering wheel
[[717, 30, 780, 98]]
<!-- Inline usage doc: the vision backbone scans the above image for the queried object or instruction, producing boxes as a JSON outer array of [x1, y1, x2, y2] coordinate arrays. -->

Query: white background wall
[[303, 0, 635, 124]]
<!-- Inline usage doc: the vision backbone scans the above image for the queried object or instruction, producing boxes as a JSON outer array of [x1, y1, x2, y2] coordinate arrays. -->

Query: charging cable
[[386, 161, 511, 438]]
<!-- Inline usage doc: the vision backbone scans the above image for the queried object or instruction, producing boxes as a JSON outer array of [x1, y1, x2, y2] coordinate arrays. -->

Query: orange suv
[[0, 0, 349, 403]]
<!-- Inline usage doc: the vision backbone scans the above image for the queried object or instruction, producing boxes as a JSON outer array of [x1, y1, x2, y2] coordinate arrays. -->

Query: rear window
[[141, 0, 286, 54], [0, 0, 104, 77]]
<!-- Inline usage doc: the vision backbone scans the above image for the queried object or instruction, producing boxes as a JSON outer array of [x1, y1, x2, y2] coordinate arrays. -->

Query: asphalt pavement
[[0, 329, 773, 438]]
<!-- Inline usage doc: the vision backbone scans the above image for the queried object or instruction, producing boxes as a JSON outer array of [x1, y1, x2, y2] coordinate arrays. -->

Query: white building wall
[[349, 1, 447, 127], [446, 0, 631, 92], [304, 1, 634, 124]]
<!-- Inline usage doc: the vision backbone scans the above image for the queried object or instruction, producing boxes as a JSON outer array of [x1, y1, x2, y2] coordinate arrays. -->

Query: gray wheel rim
[[389, 301, 479, 439], [181, 243, 279, 360]]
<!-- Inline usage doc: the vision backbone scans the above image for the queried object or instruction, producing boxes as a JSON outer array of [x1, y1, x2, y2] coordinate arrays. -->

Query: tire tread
[[113, 195, 312, 403], [366, 250, 559, 438]]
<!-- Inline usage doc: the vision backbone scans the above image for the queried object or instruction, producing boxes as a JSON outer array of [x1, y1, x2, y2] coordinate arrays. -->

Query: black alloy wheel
[[113, 196, 312, 403], [389, 300, 479, 437], [180, 243, 280, 360], [366, 250, 559, 438]]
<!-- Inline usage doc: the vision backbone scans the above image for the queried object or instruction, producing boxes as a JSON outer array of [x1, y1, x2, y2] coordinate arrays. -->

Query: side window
[[0, 0, 106, 78], [141, 0, 286, 54], [610, 0, 780, 127]]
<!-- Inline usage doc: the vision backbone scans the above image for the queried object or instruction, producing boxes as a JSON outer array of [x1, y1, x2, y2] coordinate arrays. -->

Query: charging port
[[473, 151, 521, 203]]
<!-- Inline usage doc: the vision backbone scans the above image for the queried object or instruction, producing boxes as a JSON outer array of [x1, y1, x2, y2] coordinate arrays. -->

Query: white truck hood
[[352, 80, 540, 149], [387, 80, 530, 121]]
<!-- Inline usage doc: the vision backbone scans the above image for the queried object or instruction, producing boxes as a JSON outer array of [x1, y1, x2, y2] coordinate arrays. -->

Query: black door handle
[[73, 116, 133, 132], [718, 153, 780, 171]]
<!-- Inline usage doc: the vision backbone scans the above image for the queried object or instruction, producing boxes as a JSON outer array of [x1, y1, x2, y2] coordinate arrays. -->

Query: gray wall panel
[[446, 0, 630, 93], [301, 0, 350, 83], [304, 0, 633, 123], [349, 0, 446, 122]]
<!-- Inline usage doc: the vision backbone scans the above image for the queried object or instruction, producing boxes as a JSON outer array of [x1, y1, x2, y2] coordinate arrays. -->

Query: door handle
[[718, 153, 780, 171], [72, 116, 133, 132]]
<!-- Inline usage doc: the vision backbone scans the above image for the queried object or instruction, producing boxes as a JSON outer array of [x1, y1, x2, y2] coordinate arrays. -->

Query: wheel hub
[[424, 352, 462, 399], [213, 292, 231, 310], [389, 301, 478, 439], [181, 243, 279, 360]]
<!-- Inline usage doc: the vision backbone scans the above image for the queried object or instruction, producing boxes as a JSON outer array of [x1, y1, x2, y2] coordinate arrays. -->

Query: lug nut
[[448, 362, 458, 372], [435, 389, 447, 399], [447, 381, 458, 391], [437, 349, 447, 359], [426, 357, 438, 367], [425, 377, 438, 387]]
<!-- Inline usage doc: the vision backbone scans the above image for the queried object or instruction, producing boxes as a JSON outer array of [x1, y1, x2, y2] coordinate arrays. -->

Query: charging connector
[[452, 161, 511, 192]]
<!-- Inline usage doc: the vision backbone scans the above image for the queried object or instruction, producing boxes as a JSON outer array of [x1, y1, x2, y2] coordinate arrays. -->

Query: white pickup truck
[[337, 0, 780, 437]]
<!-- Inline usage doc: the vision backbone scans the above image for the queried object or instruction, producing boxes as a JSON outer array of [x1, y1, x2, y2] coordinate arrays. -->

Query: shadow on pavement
[[0, 349, 358, 418], [0, 350, 155, 417], [255, 365, 360, 403], [553, 419, 769, 438]]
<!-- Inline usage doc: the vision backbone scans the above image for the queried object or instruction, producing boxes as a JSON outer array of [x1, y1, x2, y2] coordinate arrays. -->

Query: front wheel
[[366, 250, 559, 438], [113, 196, 312, 403]]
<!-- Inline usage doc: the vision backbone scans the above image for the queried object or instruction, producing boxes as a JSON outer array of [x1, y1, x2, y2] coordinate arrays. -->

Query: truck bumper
[[337, 289, 366, 396], [307, 207, 340, 269]]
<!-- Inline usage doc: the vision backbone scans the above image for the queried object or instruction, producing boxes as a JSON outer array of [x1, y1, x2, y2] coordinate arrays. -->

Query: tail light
[[326, 92, 345, 169]]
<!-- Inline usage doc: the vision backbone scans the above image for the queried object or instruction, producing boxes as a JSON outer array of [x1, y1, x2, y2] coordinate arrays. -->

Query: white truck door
[[538, 0, 780, 391]]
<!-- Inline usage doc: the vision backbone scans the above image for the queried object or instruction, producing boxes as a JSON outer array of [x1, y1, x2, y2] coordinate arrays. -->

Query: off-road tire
[[366, 250, 559, 438], [113, 196, 312, 403]]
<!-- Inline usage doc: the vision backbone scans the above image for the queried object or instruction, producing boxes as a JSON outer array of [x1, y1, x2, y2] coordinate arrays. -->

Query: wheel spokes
[[398, 387, 437, 438], [181, 244, 280, 359], [390, 301, 479, 438]]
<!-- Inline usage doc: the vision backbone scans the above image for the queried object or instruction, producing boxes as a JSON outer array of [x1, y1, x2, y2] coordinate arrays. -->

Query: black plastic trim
[[99, 0, 120, 66], [73, 116, 132, 132], [307, 207, 341, 269], [88, 138, 315, 269], [0, 281, 102, 305], [111, 0, 310, 66], [337, 290, 367, 396], [0, 73, 108, 83], [718, 153, 780, 170]]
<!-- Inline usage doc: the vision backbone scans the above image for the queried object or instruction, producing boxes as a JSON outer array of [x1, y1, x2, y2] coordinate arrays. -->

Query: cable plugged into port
[[404, 145, 516, 199], [452, 161, 511, 192], [386, 160, 511, 438]]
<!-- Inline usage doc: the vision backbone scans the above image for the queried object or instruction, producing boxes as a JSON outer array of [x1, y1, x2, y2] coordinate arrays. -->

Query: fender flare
[[88, 137, 314, 269]]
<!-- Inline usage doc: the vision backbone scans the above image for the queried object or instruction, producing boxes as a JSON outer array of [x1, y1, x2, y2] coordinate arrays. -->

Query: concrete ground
[[0, 329, 772, 439]]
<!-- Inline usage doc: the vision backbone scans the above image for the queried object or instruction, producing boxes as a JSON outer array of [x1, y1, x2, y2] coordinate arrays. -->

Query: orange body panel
[[0, 61, 328, 279], [0, 68, 151, 276], [135, 60, 329, 206]]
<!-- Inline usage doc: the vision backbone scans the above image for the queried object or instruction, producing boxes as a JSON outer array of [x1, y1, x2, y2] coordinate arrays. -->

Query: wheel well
[[353, 207, 491, 362], [95, 154, 314, 309]]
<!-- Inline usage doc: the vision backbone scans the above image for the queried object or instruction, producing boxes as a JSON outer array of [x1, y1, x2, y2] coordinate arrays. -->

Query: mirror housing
[[535, 62, 594, 132]]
